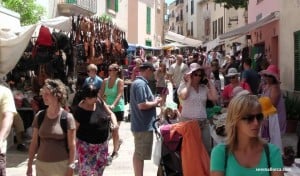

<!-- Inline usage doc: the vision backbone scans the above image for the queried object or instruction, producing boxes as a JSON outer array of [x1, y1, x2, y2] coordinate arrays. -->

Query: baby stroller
[[153, 118, 183, 176]]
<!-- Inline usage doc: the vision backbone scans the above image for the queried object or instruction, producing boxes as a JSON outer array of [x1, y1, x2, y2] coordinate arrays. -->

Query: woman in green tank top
[[99, 63, 125, 163]]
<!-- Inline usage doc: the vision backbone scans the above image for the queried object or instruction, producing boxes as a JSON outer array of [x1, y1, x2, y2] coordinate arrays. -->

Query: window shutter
[[115, 0, 119, 12], [294, 31, 300, 91], [145, 40, 152, 47], [146, 7, 151, 34], [107, 0, 110, 9]]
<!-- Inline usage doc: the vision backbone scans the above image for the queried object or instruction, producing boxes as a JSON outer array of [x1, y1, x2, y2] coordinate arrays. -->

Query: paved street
[[6, 107, 158, 176], [5, 103, 298, 175]]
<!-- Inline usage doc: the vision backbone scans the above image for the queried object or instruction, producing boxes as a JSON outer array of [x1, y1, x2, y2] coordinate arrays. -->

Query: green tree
[[214, 0, 248, 9], [2, 0, 45, 25]]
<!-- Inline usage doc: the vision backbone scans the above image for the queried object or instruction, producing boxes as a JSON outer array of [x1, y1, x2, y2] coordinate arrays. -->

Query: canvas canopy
[[165, 31, 202, 47], [0, 16, 73, 78]]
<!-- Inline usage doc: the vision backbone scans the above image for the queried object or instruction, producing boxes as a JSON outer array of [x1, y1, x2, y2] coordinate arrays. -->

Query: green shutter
[[115, 0, 119, 12], [294, 31, 300, 91], [107, 0, 110, 9], [145, 40, 152, 47], [146, 7, 151, 34]]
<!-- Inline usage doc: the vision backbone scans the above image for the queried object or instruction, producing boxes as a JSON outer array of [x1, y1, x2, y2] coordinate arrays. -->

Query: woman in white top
[[177, 63, 218, 153]]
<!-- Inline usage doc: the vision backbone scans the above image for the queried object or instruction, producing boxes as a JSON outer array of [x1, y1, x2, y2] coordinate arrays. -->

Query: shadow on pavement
[[6, 145, 28, 168]]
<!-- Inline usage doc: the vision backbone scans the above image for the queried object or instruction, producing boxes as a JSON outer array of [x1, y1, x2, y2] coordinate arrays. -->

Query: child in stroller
[[158, 101, 181, 125], [154, 101, 183, 176]]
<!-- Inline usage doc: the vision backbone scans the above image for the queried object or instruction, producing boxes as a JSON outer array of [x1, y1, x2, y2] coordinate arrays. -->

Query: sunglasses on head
[[241, 113, 264, 123]]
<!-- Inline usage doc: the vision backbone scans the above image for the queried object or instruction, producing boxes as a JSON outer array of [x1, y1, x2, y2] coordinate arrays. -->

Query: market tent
[[202, 37, 225, 52], [165, 31, 202, 47], [162, 42, 187, 50], [39, 16, 72, 32], [0, 16, 72, 78], [0, 25, 36, 78]]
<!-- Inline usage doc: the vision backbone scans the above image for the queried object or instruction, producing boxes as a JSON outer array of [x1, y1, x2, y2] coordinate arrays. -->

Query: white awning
[[39, 16, 72, 32], [162, 42, 187, 50], [202, 37, 224, 51], [0, 25, 36, 77], [219, 11, 279, 40], [165, 31, 202, 47]]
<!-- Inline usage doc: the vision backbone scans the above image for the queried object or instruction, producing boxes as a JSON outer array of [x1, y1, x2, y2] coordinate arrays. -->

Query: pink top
[[222, 82, 251, 101]]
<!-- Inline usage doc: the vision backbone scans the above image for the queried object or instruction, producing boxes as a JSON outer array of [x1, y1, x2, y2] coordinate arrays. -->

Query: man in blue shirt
[[241, 58, 260, 95], [130, 62, 162, 176]]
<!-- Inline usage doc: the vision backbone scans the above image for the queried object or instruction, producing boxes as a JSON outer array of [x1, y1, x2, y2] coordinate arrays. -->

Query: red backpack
[[32, 26, 55, 58], [36, 25, 53, 47]]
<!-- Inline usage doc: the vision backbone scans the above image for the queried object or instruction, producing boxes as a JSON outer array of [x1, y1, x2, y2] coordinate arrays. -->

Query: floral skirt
[[76, 138, 108, 176]]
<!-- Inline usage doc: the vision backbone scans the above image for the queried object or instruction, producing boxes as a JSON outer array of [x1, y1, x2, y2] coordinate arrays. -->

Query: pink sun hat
[[260, 64, 280, 83]]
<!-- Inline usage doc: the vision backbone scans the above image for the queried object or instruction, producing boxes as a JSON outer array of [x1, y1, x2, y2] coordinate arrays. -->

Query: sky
[[165, 0, 175, 5]]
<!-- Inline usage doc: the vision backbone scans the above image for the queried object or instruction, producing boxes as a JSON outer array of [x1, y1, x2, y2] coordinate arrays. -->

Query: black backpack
[[37, 110, 69, 152]]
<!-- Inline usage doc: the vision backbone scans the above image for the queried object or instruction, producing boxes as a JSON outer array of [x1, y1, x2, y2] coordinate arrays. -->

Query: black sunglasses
[[192, 73, 202, 77], [229, 76, 237, 79], [241, 113, 264, 123], [263, 74, 273, 78]]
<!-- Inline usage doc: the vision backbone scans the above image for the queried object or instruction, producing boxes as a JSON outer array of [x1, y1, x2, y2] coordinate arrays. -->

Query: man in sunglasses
[[222, 68, 251, 107]]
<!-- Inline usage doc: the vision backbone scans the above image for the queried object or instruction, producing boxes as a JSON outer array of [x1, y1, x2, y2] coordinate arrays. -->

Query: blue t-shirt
[[210, 143, 283, 176], [83, 75, 103, 89], [130, 76, 156, 132], [242, 69, 260, 94]]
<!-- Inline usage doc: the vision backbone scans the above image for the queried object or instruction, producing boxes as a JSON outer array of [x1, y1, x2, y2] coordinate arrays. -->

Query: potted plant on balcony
[[284, 92, 300, 133]]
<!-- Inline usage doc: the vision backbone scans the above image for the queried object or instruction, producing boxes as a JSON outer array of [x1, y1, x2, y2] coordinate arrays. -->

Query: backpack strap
[[37, 110, 46, 147], [224, 145, 229, 171], [60, 110, 69, 152], [264, 143, 271, 169]]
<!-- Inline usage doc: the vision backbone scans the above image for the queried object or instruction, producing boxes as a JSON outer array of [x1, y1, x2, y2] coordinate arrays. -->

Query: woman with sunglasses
[[210, 94, 283, 176], [222, 68, 251, 107], [73, 84, 118, 175], [99, 63, 125, 164], [177, 63, 218, 153]]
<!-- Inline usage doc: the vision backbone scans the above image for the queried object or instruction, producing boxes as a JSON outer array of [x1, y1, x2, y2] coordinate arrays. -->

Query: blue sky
[[165, 0, 175, 5]]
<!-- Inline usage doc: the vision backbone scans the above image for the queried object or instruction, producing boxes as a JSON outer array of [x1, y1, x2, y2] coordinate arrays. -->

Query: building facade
[[48, 0, 164, 47], [279, 0, 300, 92], [248, 0, 280, 66]]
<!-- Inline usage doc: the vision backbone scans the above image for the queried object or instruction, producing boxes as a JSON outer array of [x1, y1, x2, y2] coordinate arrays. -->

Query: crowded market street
[[6, 104, 158, 176]]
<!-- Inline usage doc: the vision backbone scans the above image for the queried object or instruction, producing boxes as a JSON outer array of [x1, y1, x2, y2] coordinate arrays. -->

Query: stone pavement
[[6, 107, 159, 176], [5, 103, 298, 175]]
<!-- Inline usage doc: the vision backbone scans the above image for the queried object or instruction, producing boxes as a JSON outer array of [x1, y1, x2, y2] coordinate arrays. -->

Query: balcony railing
[[57, 0, 97, 16]]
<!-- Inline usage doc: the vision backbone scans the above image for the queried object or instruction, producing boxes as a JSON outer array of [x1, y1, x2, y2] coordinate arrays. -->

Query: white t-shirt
[[168, 63, 188, 88], [177, 82, 208, 119]]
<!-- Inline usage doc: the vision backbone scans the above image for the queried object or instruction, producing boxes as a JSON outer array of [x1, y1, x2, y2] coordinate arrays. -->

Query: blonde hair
[[225, 94, 261, 152], [87, 64, 98, 71], [134, 58, 143, 65]]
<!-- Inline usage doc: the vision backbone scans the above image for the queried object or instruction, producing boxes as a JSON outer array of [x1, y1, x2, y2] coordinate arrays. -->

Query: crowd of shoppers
[[1, 49, 291, 176]]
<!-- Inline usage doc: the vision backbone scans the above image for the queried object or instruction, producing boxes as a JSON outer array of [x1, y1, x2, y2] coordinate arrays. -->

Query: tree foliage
[[2, 0, 45, 25], [214, 0, 248, 9]]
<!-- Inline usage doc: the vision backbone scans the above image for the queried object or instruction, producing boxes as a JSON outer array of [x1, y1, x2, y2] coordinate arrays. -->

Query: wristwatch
[[69, 163, 76, 169]]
